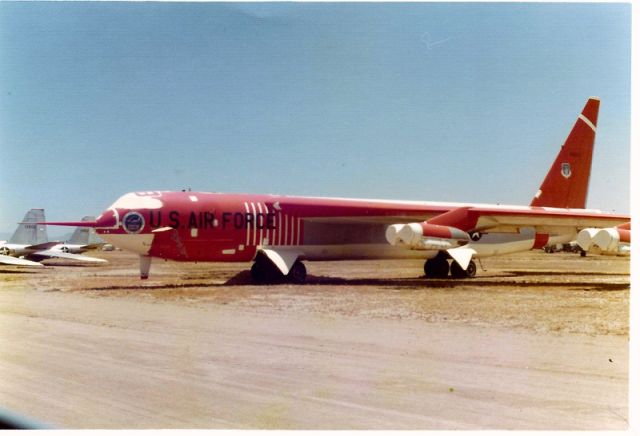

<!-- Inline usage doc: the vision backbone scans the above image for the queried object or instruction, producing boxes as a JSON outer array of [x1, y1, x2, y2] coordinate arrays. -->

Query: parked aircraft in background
[[0, 252, 44, 267], [0, 209, 107, 266], [50, 216, 105, 254], [577, 222, 630, 256], [42, 98, 629, 282]]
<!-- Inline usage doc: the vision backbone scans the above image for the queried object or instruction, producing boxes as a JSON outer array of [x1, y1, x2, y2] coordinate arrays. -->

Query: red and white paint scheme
[[42, 97, 629, 281]]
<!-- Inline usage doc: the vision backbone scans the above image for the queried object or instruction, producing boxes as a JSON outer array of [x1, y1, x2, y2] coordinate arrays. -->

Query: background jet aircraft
[[43, 98, 628, 282], [0, 253, 43, 267], [49, 216, 105, 254], [0, 209, 107, 265]]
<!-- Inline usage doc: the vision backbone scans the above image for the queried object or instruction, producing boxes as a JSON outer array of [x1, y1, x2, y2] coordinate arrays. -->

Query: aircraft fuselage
[[92, 191, 628, 265]]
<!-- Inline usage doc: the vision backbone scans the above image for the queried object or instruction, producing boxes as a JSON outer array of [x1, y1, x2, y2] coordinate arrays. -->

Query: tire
[[450, 259, 477, 279], [466, 260, 477, 278], [287, 260, 307, 284], [424, 255, 450, 278], [251, 256, 284, 284], [250, 262, 268, 284], [450, 261, 465, 278]]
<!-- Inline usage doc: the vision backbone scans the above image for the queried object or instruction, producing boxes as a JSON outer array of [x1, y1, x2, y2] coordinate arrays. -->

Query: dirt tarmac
[[0, 250, 630, 429]]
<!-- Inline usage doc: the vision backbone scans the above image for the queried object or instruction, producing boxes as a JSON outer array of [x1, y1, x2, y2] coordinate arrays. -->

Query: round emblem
[[561, 162, 572, 179], [122, 211, 145, 234]]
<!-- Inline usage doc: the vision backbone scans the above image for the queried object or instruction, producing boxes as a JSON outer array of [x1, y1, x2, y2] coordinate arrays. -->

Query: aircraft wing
[[0, 254, 43, 267], [25, 241, 60, 251], [289, 203, 628, 234], [425, 206, 629, 234], [31, 250, 107, 263]]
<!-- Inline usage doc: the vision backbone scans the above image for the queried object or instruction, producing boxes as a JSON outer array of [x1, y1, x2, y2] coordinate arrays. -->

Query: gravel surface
[[0, 250, 630, 429]]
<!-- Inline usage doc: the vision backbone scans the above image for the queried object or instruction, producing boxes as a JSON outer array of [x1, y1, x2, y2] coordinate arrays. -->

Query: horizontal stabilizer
[[0, 254, 43, 267]]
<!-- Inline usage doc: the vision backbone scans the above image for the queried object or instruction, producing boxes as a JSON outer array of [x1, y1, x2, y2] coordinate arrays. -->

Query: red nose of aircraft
[[94, 208, 119, 229]]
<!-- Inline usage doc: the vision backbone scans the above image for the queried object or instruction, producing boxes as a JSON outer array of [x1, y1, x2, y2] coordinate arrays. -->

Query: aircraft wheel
[[466, 260, 477, 278], [451, 260, 476, 278], [250, 257, 284, 284], [250, 262, 267, 283], [287, 260, 307, 284], [424, 255, 449, 278], [580, 250, 587, 257]]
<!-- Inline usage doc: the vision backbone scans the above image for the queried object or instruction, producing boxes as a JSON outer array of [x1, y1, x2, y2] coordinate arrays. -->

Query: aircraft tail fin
[[9, 209, 48, 245], [530, 97, 600, 209], [66, 216, 95, 245]]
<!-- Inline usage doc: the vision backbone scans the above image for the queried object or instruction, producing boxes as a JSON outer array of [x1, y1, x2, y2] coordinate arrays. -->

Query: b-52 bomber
[[42, 98, 629, 282]]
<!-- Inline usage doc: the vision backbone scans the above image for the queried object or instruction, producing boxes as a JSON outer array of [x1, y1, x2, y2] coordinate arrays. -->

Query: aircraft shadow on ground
[[505, 270, 628, 277], [0, 269, 41, 275], [81, 270, 628, 292], [224, 271, 629, 291], [40, 262, 100, 268]]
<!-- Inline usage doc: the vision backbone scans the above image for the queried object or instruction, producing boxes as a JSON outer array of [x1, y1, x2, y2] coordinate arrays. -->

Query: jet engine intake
[[577, 227, 630, 252], [386, 222, 470, 250]]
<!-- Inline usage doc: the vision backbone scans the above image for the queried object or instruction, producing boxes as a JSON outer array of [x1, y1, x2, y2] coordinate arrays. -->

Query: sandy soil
[[0, 250, 630, 429]]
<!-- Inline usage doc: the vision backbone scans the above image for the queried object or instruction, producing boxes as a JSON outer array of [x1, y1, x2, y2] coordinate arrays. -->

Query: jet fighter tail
[[9, 209, 48, 245], [66, 216, 95, 245], [530, 97, 600, 209]]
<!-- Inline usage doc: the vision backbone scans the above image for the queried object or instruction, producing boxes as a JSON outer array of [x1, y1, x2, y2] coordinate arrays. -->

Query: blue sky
[[0, 2, 631, 235]]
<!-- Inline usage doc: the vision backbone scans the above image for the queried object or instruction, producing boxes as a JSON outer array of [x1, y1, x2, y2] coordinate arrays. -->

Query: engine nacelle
[[386, 222, 470, 250], [576, 228, 599, 251], [593, 227, 630, 252], [577, 227, 630, 252]]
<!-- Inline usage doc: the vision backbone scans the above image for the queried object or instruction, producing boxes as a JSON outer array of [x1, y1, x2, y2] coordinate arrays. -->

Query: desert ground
[[0, 249, 630, 429]]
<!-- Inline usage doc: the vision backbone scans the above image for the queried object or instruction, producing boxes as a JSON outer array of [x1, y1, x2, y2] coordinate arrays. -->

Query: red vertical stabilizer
[[530, 97, 600, 209]]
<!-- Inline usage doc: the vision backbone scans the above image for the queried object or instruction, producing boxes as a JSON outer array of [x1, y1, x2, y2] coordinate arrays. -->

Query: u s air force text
[[147, 211, 277, 230]]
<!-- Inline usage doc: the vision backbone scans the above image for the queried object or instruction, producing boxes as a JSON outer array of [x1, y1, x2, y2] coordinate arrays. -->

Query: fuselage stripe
[[257, 202, 263, 245], [278, 212, 282, 246], [263, 203, 270, 245], [244, 202, 250, 246], [284, 214, 289, 246], [292, 215, 296, 245], [250, 202, 257, 246]]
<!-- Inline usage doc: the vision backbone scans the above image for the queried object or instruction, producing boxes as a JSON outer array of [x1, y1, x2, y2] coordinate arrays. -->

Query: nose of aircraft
[[94, 208, 119, 229]]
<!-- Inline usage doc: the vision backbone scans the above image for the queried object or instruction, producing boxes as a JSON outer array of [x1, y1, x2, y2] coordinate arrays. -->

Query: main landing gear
[[423, 252, 476, 279], [250, 254, 307, 284]]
